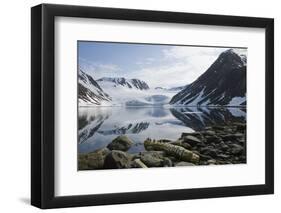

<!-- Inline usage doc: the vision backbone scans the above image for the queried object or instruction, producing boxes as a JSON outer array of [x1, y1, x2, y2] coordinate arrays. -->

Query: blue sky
[[78, 41, 246, 88]]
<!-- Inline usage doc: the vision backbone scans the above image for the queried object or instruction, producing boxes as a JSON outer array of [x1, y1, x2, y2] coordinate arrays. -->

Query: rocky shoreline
[[78, 122, 246, 170]]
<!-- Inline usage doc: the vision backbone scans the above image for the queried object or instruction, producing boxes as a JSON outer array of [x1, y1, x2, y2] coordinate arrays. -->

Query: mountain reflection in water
[[78, 106, 246, 154]]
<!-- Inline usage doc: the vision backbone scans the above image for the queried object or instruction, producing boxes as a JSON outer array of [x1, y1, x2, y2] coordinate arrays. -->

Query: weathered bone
[[144, 139, 200, 164]]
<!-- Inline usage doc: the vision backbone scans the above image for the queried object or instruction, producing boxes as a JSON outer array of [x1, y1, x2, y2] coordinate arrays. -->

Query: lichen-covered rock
[[139, 151, 165, 167], [107, 135, 133, 151], [163, 157, 173, 167], [103, 150, 132, 169], [144, 139, 200, 164], [78, 148, 110, 170], [78, 155, 89, 170]]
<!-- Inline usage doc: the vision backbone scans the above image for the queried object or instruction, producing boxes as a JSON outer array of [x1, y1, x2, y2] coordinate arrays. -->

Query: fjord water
[[78, 106, 246, 154]]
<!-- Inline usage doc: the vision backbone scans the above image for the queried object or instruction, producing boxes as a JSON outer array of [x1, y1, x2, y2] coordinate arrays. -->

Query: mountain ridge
[[78, 70, 112, 106], [170, 49, 246, 106], [97, 77, 149, 90]]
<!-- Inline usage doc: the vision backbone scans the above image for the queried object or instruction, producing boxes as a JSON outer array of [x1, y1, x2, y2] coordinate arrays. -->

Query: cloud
[[232, 48, 247, 56], [129, 46, 229, 88], [136, 57, 155, 66], [79, 57, 121, 79], [79, 46, 246, 89]]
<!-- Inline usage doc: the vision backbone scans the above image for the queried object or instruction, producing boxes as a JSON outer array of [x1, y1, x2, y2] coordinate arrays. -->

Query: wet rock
[[200, 147, 218, 158], [229, 144, 244, 155], [201, 130, 216, 136], [239, 156, 246, 162], [221, 133, 243, 141], [175, 162, 195, 167], [167, 156, 177, 162], [204, 127, 213, 131], [140, 151, 165, 167], [78, 148, 110, 170], [212, 125, 225, 131], [198, 153, 212, 161], [182, 135, 202, 146], [78, 155, 89, 170], [107, 135, 133, 151], [235, 123, 246, 132], [217, 154, 230, 159], [182, 131, 203, 137], [87, 148, 110, 169], [104, 150, 132, 169], [205, 135, 222, 144], [171, 140, 192, 150], [207, 159, 217, 164], [163, 157, 173, 167], [218, 141, 229, 151]]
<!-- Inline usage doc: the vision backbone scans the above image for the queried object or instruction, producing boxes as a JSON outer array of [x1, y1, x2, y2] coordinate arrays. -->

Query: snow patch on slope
[[228, 96, 246, 106]]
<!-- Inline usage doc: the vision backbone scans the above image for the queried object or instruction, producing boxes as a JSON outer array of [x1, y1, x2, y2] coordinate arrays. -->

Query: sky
[[78, 41, 247, 88]]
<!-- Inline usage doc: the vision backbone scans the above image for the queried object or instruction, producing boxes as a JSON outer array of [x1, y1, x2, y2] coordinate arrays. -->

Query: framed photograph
[[31, 4, 274, 209]]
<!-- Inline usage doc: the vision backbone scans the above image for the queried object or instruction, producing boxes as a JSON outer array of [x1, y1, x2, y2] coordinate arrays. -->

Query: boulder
[[212, 125, 225, 131], [181, 132, 203, 139], [200, 147, 218, 158], [87, 148, 110, 169], [205, 135, 222, 144], [221, 133, 243, 141], [234, 123, 246, 132], [78, 155, 89, 170], [107, 135, 133, 151], [171, 140, 192, 150], [207, 159, 217, 164], [175, 162, 195, 167], [78, 148, 110, 170], [229, 144, 244, 155], [104, 150, 132, 169], [198, 153, 212, 161], [163, 157, 173, 167], [201, 130, 216, 136], [140, 151, 165, 167], [217, 154, 230, 159], [182, 135, 202, 146]]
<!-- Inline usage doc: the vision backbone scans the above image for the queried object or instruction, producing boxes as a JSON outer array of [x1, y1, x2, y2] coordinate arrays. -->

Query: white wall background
[[0, 0, 279, 212]]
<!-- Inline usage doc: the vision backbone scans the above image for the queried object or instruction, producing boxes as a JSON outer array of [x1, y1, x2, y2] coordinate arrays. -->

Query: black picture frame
[[31, 3, 274, 209]]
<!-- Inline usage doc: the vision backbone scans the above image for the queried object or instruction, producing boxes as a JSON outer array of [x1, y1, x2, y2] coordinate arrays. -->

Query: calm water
[[78, 107, 246, 154]]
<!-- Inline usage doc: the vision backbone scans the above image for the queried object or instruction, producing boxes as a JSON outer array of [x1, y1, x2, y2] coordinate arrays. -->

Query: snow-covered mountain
[[79, 73, 178, 106], [97, 77, 149, 90], [170, 49, 246, 106], [78, 70, 112, 106], [96, 77, 170, 106]]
